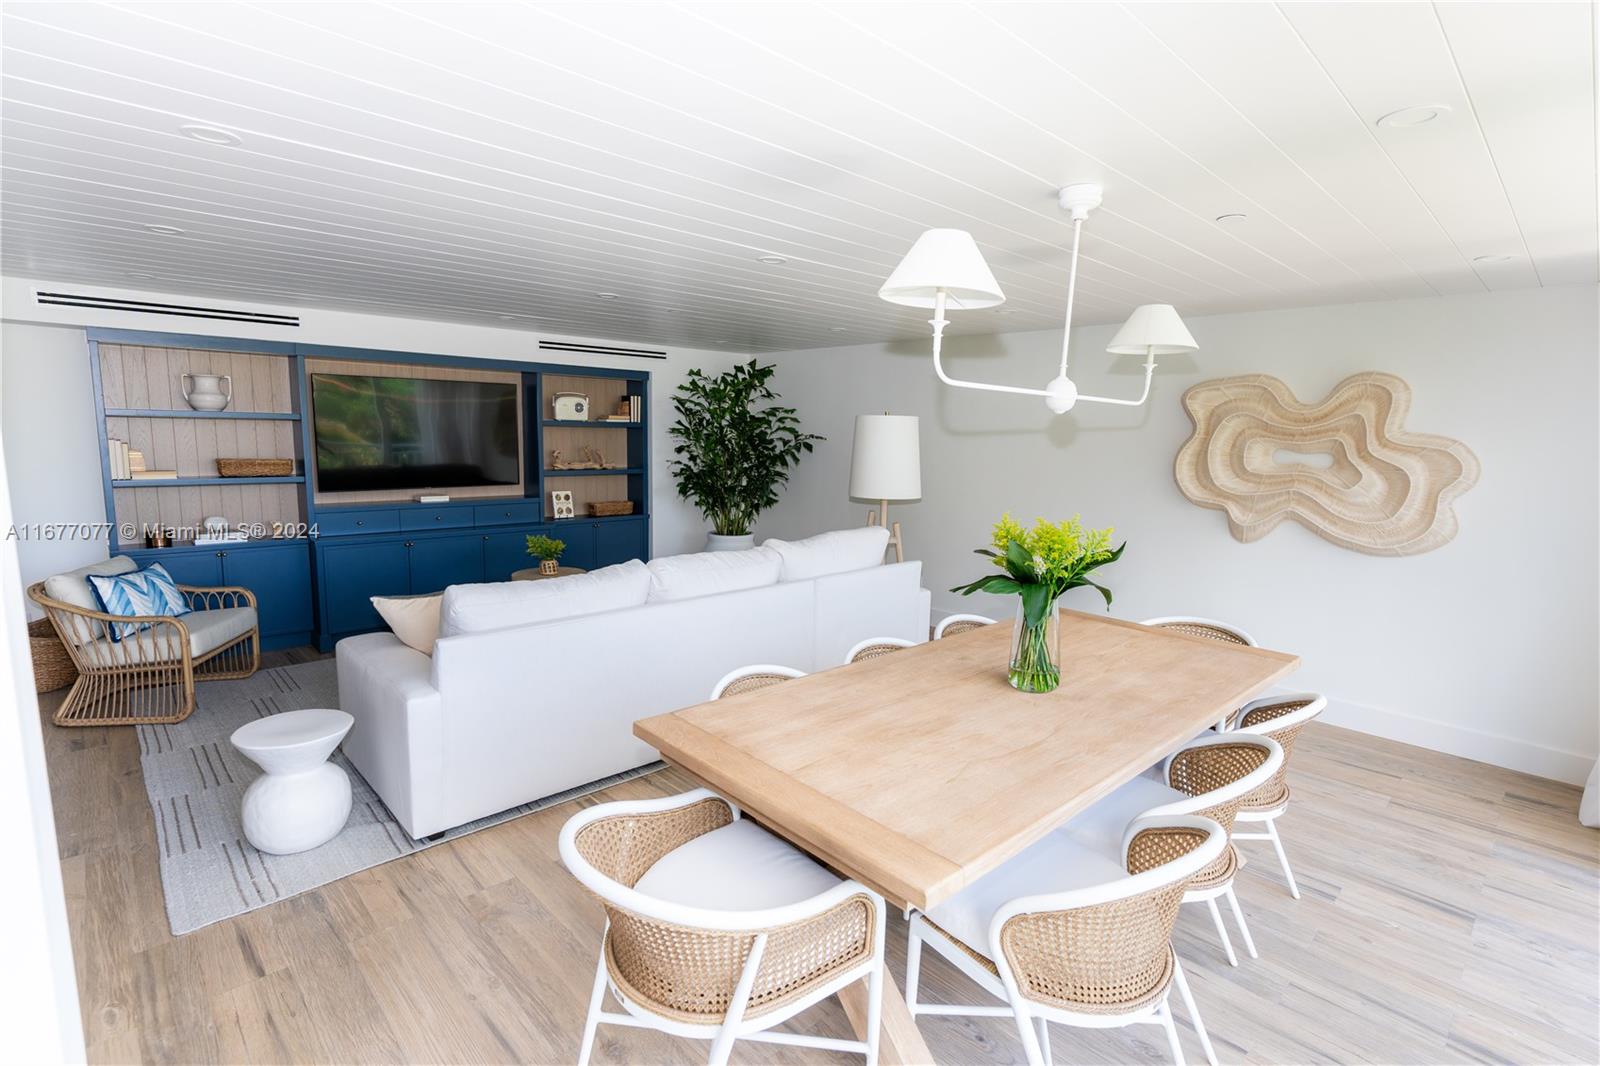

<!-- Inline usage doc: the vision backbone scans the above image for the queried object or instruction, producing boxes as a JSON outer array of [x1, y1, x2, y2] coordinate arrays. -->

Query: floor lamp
[[850, 414, 921, 564]]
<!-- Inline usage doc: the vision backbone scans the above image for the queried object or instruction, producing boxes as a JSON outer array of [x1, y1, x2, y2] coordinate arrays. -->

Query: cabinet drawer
[[316, 509, 400, 537], [400, 507, 474, 531], [474, 501, 542, 526]]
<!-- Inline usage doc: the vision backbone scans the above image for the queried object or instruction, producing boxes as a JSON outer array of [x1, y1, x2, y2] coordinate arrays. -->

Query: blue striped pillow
[[86, 562, 190, 642]]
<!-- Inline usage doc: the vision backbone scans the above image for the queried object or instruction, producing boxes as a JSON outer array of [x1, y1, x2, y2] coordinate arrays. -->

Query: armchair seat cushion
[[1058, 776, 1188, 859], [634, 818, 841, 911], [77, 606, 257, 667], [925, 830, 1127, 954]]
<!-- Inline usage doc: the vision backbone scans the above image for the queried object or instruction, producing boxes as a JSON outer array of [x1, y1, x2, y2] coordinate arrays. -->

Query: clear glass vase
[[1009, 596, 1062, 693]]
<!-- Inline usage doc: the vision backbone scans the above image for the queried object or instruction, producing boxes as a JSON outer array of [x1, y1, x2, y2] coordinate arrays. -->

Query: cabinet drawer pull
[[355, 519, 364, 526], [435, 515, 443, 521]]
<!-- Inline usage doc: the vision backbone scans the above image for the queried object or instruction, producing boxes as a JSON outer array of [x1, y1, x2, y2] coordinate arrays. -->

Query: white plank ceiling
[[2, 1, 1594, 353]]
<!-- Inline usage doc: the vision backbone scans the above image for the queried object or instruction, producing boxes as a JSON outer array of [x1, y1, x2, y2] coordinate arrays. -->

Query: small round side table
[[511, 565, 587, 581], [230, 708, 354, 855]]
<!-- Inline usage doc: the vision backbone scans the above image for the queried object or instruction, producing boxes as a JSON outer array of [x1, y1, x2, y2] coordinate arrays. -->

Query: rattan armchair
[[1144, 734, 1283, 966], [559, 788, 887, 1065], [709, 664, 805, 700], [933, 613, 996, 640], [27, 580, 259, 727], [906, 815, 1229, 1066], [844, 636, 916, 664], [1228, 693, 1328, 899]]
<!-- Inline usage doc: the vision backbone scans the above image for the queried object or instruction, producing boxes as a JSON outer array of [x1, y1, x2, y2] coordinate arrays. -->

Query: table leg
[[839, 968, 934, 1065]]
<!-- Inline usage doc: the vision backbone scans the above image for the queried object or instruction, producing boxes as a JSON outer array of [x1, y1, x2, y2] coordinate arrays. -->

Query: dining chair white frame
[[933, 613, 997, 639], [560, 788, 888, 1066], [1144, 734, 1283, 967], [1142, 616, 1259, 729], [905, 815, 1228, 1066], [1140, 616, 1259, 647], [844, 636, 917, 664], [1228, 693, 1328, 899], [709, 664, 806, 701]]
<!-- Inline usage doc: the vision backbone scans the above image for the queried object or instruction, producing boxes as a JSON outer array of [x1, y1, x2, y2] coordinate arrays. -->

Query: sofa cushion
[[764, 527, 890, 582], [634, 818, 842, 911], [43, 556, 139, 644], [372, 593, 443, 655], [439, 559, 651, 637], [86, 562, 190, 642], [645, 546, 782, 603]]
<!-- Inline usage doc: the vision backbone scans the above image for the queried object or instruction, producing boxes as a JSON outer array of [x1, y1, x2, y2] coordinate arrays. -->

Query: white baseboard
[[1282, 688, 1594, 786]]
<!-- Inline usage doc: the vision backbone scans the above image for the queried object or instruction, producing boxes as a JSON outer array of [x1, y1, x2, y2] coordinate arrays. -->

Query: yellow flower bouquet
[[952, 514, 1124, 692]]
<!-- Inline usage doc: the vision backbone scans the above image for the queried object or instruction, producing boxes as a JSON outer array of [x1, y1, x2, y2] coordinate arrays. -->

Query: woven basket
[[589, 500, 635, 517], [216, 458, 294, 477], [28, 618, 76, 694]]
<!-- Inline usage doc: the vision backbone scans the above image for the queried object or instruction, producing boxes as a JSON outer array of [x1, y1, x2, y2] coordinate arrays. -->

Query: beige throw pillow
[[371, 593, 443, 655]]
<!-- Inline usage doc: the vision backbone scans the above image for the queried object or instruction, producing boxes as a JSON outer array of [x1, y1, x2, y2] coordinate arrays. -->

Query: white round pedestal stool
[[230, 708, 355, 855]]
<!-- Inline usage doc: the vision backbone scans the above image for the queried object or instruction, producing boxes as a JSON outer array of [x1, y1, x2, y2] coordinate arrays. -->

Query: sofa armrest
[[336, 633, 445, 839]]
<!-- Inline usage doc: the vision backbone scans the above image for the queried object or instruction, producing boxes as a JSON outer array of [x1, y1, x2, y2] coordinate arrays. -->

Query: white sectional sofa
[[336, 527, 930, 838]]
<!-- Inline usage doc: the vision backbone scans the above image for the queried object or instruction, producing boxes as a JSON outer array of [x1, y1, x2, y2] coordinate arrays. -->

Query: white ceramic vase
[[706, 532, 755, 552], [182, 372, 232, 412]]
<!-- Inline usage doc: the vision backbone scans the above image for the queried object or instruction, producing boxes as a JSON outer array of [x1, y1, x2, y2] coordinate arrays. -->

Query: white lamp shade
[[1106, 304, 1198, 355], [849, 415, 921, 500], [878, 229, 1006, 310]]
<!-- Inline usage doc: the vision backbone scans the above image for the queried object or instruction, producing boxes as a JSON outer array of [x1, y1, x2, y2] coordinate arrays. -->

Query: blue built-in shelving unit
[[88, 328, 652, 651]]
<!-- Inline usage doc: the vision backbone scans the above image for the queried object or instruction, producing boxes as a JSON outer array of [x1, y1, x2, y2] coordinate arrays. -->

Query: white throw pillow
[[371, 593, 443, 655], [763, 527, 890, 582], [438, 559, 651, 637], [646, 546, 782, 602]]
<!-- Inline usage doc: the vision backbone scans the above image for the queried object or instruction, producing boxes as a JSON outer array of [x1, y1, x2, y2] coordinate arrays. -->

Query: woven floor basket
[[28, 617, 77, 693]]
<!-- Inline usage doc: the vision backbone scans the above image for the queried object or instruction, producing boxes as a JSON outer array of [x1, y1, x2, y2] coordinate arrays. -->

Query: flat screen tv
[[311, 373, 520, 492]]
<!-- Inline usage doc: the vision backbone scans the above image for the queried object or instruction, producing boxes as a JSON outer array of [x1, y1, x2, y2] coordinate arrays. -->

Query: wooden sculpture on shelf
[[1175, 373, 1479, 556], [550, 445, 624, 471]]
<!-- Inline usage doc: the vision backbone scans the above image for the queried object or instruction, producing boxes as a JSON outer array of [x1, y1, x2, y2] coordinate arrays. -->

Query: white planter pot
[[706, 532, 755, 552]]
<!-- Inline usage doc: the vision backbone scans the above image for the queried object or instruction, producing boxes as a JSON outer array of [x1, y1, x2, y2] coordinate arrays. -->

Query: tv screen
[[311, 374, 520, 492]]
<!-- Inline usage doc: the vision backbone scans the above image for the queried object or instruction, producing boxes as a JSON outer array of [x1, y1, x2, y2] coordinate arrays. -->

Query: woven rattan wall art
[[1175, 373, 1479, 556]]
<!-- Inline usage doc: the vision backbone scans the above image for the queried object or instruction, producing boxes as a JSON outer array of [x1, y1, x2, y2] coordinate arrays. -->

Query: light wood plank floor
[[40, 650, 1600, 1065]]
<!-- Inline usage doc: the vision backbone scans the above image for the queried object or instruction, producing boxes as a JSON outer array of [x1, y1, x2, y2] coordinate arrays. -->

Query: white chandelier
[[878, 183, 1197, 414]]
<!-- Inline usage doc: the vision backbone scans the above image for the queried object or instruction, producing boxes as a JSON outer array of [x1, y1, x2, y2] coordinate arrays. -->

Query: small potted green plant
[[952, 514, 1124, 693], [668, 359, 823, 550], [525, 533, 567, 576]]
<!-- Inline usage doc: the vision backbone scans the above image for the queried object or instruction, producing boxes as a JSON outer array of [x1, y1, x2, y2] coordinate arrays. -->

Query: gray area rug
[[138, 658, 662, 935]]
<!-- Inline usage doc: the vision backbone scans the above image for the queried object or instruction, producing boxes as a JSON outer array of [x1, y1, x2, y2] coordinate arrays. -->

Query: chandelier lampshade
[[1106, 304, 1199, 355], [878, 229, 1005, 310]]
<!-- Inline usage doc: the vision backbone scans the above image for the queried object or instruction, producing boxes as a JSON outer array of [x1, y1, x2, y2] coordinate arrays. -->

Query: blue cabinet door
[[482, 530, 536, 582], [220, 543, 312, 641], [121, 548, 223, 588], [322, 539, 410, 634], [407, 533, 484, 594], [549, 521, 596, 570], [594, 518, 648, 568]]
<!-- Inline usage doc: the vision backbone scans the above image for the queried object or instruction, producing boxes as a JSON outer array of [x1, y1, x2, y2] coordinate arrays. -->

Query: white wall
[[0, 277, 750, 596], [763, 285, 1600, 784]]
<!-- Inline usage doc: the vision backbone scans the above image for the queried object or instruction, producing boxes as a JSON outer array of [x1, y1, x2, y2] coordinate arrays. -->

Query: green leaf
[[950, 575, 1022, 597], [1083, 578, 1114, 610], [1019, 581, 1052, 626]]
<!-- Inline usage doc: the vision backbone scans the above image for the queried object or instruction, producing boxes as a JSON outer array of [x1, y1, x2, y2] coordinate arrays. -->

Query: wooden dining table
[[634, 610, 1300, 1064]]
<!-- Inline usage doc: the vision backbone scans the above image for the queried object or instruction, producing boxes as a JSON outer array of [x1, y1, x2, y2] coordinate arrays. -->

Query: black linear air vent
[[35, 291, 300, 327], [537, 339, 666, 360]]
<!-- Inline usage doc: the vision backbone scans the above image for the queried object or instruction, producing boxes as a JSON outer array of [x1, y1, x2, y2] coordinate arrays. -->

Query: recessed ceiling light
[[179, 123, 243, 147], [126, 271, 156, 280], [1471, 254, 1516, 264], [1215, 213, 1247, 223], [594, 292, 619, 300], [143, 223, 186, 236], [756, 254, 788, 265], [1376, 104, 1452, 129]]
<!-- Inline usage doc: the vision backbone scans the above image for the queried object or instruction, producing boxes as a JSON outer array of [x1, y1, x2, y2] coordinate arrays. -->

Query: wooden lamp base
[[866, 500, 904, 564]]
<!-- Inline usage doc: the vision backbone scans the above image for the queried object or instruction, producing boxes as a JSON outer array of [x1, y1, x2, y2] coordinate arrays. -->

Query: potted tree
[[668, 360, 823, 551]]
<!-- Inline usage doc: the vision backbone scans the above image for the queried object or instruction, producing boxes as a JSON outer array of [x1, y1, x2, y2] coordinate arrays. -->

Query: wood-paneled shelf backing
[[1175, 372, 1480, 556], [98, 343, 304, 537]]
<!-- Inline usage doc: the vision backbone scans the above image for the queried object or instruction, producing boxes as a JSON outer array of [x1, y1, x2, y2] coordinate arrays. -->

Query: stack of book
[[601, 395, 642, 423], [107, 439, 177, 481]]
